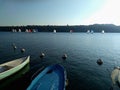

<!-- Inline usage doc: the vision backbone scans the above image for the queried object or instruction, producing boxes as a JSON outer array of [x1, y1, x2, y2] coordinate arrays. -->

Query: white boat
[[53, 29, 56, 33], [70, 30, 73, 33], [0, 56, 30, 80], [12, 29, 15, 32], [18, 29, 21, 32], [111, 67, 120, 85], [33, 29, 36, 32], [14, 29, 17, 32], [87, 30, 90, 34], [91, 30, 94, 34], [12, 29, 17, 32], [25, 29, 29, 32], [102, 30, 105, 34]]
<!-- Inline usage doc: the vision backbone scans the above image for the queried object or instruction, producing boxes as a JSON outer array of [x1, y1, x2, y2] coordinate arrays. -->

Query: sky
[[0, 0, 120, 26]]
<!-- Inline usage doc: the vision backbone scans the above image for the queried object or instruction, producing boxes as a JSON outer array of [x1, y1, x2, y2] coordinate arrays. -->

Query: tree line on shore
[[0, 24, 120, 32]]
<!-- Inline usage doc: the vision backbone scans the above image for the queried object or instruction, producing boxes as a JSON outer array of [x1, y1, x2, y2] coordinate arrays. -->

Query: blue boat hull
[[27, 64, 66, 90]]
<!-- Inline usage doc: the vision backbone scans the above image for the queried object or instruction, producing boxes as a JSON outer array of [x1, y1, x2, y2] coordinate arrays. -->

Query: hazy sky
[[0, 0, 120, 26]]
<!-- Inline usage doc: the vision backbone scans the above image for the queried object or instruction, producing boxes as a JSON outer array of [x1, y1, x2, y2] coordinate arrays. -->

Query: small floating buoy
[[12, 43, 17, 50], [40, 53, 45, 58], [13, 45, 17, 50], [62, 54, 67, 60], [97, 59, 103, 65], [21, 48, 25, 53]]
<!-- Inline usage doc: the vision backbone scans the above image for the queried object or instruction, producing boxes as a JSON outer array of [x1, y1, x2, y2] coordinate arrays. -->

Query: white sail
[[33, 29, 36, 32], [87, 30, 90, 33], [18, 29, 21, 32], [25, 29, 28, 32], [14, 29, 17, 32], [102, 30, 104, 34], [70, 30, 73, 33], [91, 30, 94, 34], [53, 29, 56, 33], [12, 29, 15, 32]]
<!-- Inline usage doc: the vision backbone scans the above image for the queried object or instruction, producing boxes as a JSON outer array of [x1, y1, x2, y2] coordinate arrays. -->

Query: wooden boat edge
[[0, 56, 30, 80]]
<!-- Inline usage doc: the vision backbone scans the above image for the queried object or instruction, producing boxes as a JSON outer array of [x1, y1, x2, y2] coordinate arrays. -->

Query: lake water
[[0, 32, 120, 90]]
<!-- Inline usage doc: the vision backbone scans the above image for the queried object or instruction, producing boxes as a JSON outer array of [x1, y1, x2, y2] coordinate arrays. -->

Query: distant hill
[[0, 24, 120, 32]]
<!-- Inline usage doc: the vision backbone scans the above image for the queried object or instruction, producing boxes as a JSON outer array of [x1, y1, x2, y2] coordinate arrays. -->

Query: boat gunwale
[[0, 56, 30, 80], [27, 64, 66, 90]]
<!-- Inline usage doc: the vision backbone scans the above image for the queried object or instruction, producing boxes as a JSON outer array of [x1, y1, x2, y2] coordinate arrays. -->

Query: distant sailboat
[[91, 30, 94, 34], [70, 30, 73, 33], [101, 30, 105, 34], [18, 29, 21, 32], [14, 29, 17, 32], [25, 29, 29, 32], [53, 29, 56, 33], [87, 30, 90, 34], [28, 29, 32, 33], [33, 29, 36, 33], [12, 29, 15, 32]]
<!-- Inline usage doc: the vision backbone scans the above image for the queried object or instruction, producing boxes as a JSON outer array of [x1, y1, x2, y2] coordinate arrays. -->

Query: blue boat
[[27, 64, 67, 90]]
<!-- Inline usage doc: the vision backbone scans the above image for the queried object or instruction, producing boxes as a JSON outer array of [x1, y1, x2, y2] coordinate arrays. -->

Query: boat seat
[[0, 65, 13, 73]]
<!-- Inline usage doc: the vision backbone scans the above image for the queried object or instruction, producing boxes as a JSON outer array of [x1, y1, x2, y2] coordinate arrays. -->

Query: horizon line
[[0, 23, 118, 27]]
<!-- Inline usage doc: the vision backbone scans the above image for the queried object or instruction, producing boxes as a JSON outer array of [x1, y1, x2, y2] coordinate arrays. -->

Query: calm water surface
[[0, 32, 120, 90]]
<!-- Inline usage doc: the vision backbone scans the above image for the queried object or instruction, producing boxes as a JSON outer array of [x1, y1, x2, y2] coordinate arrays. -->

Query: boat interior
[[0, 65, 13, 73], [0, 59, 25, 73]]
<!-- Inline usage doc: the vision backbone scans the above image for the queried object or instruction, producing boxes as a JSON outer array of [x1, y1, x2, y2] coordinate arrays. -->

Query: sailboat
[[53, 29, 56, 33], [14, 29, 17, 32], [18, 29, 21, 32], [33, 29, 36, 33], [25, 29, 29, 32], [87, 30, 90, 34], [91, 30, 94, 34], [12, 29, 15, 32], [70, 30, 73, 33], [101, 30, 105, 34]]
